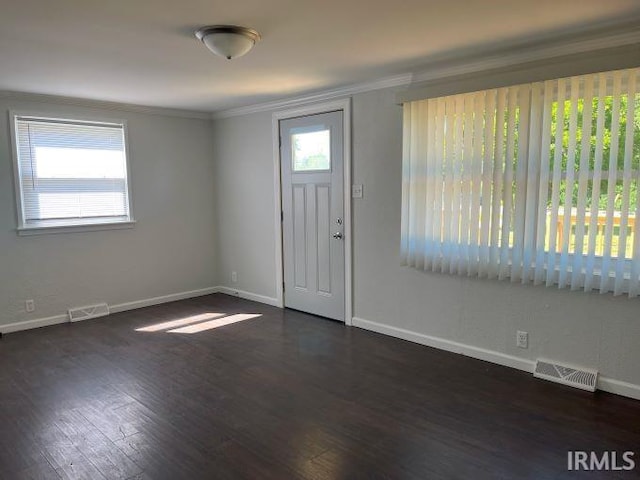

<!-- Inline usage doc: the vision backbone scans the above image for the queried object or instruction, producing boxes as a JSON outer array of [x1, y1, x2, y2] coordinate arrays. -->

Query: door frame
[[272, 98, 352, 325]]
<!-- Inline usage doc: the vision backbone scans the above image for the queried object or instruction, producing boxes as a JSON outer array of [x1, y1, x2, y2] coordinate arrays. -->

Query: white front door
[[280, 111, 345, 321]]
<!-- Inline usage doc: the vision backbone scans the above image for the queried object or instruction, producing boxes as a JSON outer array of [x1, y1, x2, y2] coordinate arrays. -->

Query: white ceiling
[[1, 0, 638, 113]]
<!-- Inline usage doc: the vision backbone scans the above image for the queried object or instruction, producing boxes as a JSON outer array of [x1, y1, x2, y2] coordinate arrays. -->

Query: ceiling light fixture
[[195, 25, 261, 60]]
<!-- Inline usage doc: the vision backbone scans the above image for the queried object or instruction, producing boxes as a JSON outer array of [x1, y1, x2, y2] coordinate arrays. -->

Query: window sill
[[17, 219, 136, 236]]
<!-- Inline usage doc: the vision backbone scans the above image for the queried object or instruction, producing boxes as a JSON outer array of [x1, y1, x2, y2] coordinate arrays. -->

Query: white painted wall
[[0, 98, 217, 328], [212, 87, 640, 391], [212, 111, 278, 300]]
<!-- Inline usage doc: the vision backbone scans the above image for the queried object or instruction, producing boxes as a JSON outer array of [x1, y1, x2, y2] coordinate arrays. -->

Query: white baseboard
[[109, 286, 220, 314], [216, 286, 280, 307], [0, 285, 280, 335], [0, 313, 70, 334], [597, 377, 640, 400], [0, 286, 220, 335], [352, 316, 640, 401], [352, 317, 535, 373]]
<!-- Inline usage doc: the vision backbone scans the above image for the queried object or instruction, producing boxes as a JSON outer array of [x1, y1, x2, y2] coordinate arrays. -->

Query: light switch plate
[[352, 184, 363, 198]]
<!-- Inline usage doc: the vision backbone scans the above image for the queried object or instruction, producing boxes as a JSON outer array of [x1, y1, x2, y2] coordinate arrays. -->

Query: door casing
[[272, 99, 352, 325]]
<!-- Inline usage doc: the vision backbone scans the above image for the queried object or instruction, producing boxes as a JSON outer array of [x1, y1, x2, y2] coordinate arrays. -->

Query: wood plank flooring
[[1, 293, 639, 479]]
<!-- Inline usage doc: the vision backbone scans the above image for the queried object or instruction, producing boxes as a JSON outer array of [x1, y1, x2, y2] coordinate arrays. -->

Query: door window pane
[[292, 130, 330, 171]]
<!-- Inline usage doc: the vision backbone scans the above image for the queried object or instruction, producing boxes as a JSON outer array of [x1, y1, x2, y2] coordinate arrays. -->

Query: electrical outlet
[[231, 271, 237, 283], [25, 299, 35, 313], [517, 330, 528, 349]]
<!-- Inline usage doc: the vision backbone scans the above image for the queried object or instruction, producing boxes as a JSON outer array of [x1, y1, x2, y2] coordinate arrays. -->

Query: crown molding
[[211, 73, 413, 119], [410, 18, 640, 85], [0, 90, 211, 120], [212, 17, 640, 120]]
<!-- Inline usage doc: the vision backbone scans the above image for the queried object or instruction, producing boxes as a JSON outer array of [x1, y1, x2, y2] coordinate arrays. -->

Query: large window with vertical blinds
[[11, 114, 133, 234], [401, 67, 640, 297]]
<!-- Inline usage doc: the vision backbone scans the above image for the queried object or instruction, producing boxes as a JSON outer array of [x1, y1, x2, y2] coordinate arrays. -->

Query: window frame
[[9, 110, 136, 236]]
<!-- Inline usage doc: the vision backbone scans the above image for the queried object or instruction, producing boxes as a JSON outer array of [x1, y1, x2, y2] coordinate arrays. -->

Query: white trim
[[0, 286, 220, 334], [109, 286, 220, 313], [271, 116, 285, 309], [0, 90, 211, 120], [343, 100, 353, 326], [0, 314, 70, 335], [272, 99, 353, 325], [214, 74, 412, 119], [352, 316, 640, 401], [0, 286, 284, 335], [212, 18, 639, 120], [410, 22, 640, 85], [216, 286, 281, 307], [17, 220, 137, 236], [9, 110, 24, 230], [597, 377, 640, 401], [352, 317, 534, 372]]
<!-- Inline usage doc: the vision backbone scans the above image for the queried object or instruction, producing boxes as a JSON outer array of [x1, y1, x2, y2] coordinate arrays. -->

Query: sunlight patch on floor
[[135, 313, 227, 332], [168, 313, 262, 334]]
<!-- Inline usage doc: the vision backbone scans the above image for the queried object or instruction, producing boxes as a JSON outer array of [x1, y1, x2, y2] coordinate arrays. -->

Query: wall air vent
[[68, 303, 110, 322], [534, 359, 598, 392]]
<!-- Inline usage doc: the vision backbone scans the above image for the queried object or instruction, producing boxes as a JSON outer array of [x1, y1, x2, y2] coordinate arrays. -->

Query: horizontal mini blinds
[[400, 67, 640, 296], [15, 117, 129, 223]]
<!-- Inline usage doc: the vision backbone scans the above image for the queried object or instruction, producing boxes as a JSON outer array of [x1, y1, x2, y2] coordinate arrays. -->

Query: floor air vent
[[68, 303, 110, 322], [534, 359, 598, 392]]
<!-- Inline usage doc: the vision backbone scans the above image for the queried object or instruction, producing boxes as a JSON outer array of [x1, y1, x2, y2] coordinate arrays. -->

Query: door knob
[[333, 232, 343, 240]]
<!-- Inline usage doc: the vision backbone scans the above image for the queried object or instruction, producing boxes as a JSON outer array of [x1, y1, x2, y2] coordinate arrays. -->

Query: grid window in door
[[292, 129, 331, 171]]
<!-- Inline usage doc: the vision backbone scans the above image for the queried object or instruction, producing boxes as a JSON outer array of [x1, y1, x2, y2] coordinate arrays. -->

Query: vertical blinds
[[401, 67, 640, 297], [15, 116, 130, 225]]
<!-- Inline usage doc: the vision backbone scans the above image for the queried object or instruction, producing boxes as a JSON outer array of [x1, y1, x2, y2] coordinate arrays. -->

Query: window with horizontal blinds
[[401, 67, 640, 297], [12, 115, 132, 230]]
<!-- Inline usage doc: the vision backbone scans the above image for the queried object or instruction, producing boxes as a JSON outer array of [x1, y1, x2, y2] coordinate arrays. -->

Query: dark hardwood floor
[[1, 293, 639, 479]]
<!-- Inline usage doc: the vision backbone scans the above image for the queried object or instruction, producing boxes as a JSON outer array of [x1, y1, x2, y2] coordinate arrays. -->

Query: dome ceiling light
[[195, 25, 261, 60]]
